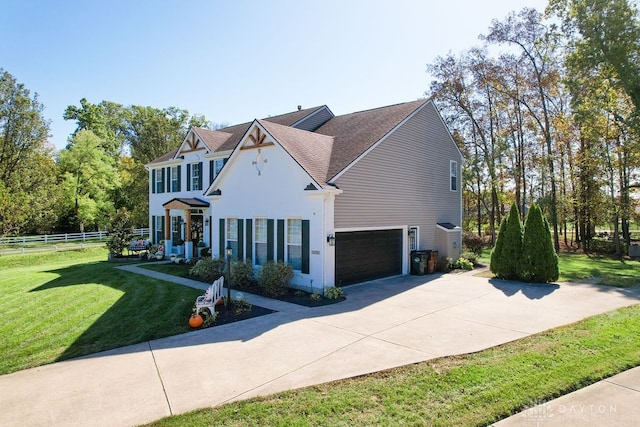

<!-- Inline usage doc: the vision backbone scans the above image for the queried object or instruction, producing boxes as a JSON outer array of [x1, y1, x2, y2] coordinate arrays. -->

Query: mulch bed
[[213, 302, 276, 326]]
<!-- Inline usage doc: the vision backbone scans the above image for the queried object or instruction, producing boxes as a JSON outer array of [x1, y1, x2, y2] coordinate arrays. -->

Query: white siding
[[334, 101, 462, 256], [209, 128, 336, 291]]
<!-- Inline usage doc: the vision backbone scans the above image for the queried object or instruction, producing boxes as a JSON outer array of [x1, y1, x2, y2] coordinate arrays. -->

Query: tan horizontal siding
[[334, 101, 462, 252]]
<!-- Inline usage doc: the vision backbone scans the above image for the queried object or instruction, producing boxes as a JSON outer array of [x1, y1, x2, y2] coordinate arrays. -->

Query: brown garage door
[[335, 229, 403, 286]]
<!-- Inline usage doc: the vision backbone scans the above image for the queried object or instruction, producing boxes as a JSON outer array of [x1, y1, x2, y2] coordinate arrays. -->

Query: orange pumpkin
[[189, 314, 204, 328]]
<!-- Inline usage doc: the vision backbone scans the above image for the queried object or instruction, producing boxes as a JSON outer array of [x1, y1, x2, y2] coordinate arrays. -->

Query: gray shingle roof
[[259, 119, 335, 186], [148, 99, 430, 187], [316, 99, 427, 179]]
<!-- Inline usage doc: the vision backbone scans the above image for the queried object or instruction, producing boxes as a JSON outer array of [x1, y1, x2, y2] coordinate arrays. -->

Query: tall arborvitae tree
[[490, 214, 508, 277], [519, 204, 560, 283], [490, 202, 523, 279]]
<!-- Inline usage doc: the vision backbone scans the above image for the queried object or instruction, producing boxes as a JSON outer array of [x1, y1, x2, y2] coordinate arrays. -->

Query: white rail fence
[[0, 228, 149, 257]]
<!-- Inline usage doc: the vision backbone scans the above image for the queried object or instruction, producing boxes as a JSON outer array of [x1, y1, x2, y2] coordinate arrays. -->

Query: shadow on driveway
[[488, 278, 560, 299]]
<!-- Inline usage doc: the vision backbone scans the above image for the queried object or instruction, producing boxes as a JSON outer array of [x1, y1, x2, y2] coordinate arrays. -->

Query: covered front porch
[[162, 198, 211, 259]]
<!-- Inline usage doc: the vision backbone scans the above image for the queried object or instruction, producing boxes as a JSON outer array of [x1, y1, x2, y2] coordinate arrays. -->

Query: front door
[[191, 215, 203, 247]]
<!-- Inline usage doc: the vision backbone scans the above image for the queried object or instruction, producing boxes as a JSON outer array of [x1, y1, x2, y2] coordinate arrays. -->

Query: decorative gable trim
[[240, 126, 274, 150], [175, 129, 207, 158], [205, 120, 325, 196]]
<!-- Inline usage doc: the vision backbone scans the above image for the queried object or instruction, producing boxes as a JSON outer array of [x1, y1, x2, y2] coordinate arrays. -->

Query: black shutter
[[209, 160, 215, 184], [302, 220, 310, 274], [267, 219, 274, 261], [177, 165, 182, 191], [219, 218, 225, 258], [186, 164, 191, 191], [160, 168, 166, 193], [160, 216, 165, 242], [151, 216, 156, 243], [237, 219, 244, 260], [166, 167, 170, 193], [277, 219, 285, 262], [198, 162, 203, 190], [245, 219, 253, 262], [152, 170, 156, 194]]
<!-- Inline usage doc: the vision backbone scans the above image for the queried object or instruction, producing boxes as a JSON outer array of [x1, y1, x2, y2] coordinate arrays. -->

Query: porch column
[[185, 210, 192, 242], [185, 210, 193, 259], [164, 209, 171, 241]]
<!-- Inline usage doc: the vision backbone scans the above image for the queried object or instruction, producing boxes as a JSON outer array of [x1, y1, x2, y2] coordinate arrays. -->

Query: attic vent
[[304, 183, 318, 191], [298, 105, 302, 111]]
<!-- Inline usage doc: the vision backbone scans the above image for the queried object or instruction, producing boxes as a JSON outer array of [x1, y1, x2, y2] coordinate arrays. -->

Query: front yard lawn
[[147, 303, 640, 426], [0, 248, 202, 375]]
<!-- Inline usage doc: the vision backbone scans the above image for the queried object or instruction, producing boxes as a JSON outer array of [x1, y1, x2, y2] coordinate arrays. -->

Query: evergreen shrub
[[231, 259, 256, 288], [106, 208, 134, 257], [490, 203, 523, 279], [257, 261, 293, 297], [189, 258, 226, 283], [519, 204, 559, 283]]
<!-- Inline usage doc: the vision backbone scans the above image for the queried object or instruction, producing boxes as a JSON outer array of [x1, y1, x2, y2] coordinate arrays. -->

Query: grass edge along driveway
[[0, 248, 201, 375], [147, 303, 640, 426]]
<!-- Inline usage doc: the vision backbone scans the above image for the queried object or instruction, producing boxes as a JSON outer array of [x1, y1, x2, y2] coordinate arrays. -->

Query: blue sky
[[1, 0, 547, 151]]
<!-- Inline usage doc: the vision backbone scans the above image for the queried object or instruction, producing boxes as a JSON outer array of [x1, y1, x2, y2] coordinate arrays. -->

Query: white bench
[[194, 276, 224, 315]]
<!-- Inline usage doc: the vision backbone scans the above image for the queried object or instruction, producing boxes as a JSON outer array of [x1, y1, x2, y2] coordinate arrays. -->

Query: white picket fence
[[0, 228, 149, 257]]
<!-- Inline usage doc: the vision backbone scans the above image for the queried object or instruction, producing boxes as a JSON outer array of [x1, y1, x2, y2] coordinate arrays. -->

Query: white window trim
[[409, 226, 419, 251], [190, 162, 201, 191], [450, 160, 458, 192], [170, 166, 179, 192], [254, 217, 267, 266], [155, 169, 163, 192], [286, 218, 303, 271], [213, 158, 225, 179]]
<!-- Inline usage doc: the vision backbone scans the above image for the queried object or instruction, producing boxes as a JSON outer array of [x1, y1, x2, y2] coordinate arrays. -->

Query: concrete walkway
[[1, 267, 639, 427]]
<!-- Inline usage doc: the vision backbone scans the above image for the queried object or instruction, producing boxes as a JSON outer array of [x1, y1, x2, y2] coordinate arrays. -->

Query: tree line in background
[[0, 71, 220, 236], [427, 0, 640, 255], [2, 0, 639, 257]]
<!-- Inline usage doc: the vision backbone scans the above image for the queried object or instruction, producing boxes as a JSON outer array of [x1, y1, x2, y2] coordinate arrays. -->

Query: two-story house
[[146, 99, 463, 292]]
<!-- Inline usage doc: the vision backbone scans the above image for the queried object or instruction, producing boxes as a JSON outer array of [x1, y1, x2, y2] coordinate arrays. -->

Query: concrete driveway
[[1, 270, 639, 427]]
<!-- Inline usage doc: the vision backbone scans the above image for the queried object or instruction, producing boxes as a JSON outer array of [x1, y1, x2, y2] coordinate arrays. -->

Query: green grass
[[558, 253, 640, 287], [139, 262, 195, 279], [0, 248, 201, 375], [147, 304, 640, 426], [476, 250, 639, 287]]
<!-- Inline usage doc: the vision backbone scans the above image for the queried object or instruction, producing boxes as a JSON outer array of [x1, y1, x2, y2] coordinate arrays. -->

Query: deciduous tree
[[57, 130, 120, 231]]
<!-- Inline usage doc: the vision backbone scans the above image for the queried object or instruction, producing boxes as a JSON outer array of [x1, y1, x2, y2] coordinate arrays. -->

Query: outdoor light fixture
[[327, 234, 336, 246], [204, 218, 209, 226], [225, 244, 232, 305]]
